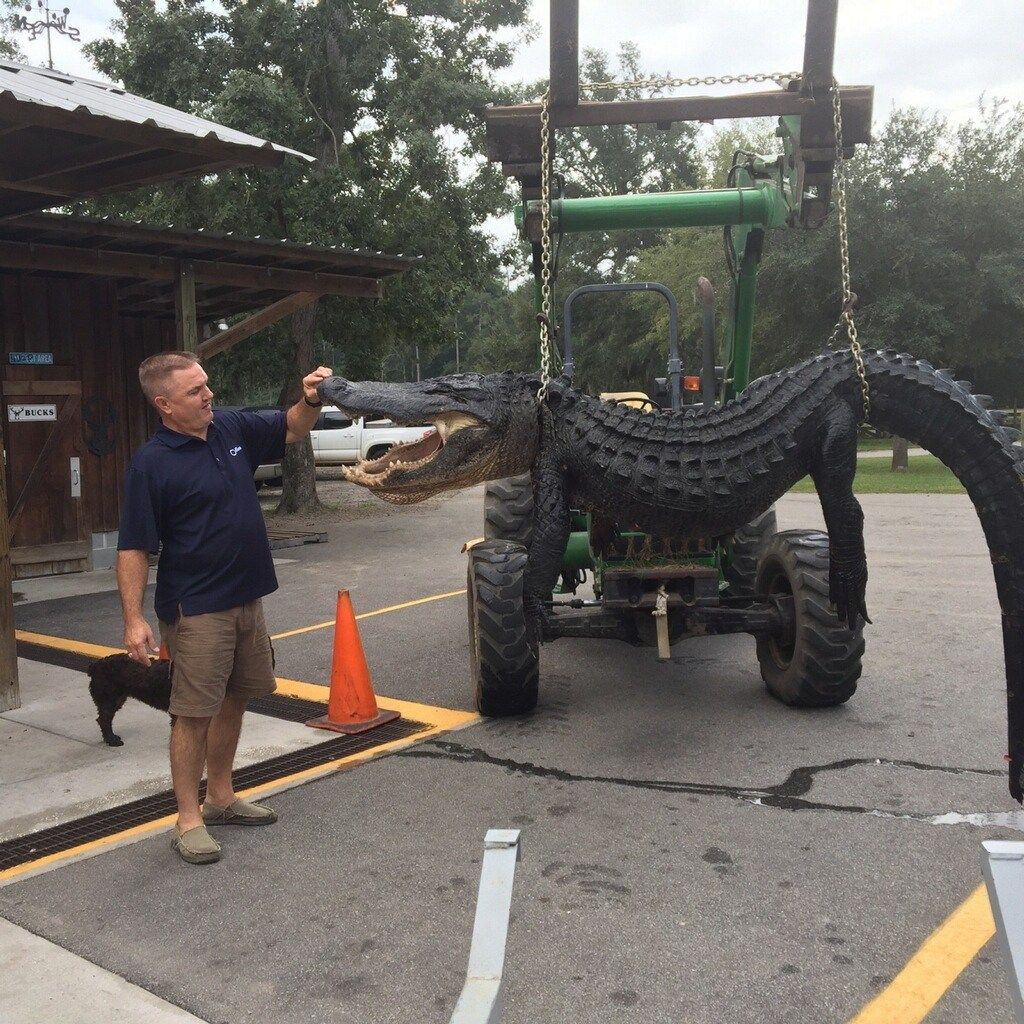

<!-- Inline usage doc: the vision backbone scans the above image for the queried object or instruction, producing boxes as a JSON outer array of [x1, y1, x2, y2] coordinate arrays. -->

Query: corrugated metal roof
[[0, 60, 314, 163]]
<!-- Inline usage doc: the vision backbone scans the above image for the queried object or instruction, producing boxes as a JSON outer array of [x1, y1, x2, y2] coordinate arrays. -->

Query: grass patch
[[856, 436, 894, 451], [790, 454, 965, 495]]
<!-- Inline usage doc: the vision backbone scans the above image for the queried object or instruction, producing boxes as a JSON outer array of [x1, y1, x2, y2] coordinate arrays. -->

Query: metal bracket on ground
[[449, 828, 523, 1024], [982, 840, 1024, 1023]]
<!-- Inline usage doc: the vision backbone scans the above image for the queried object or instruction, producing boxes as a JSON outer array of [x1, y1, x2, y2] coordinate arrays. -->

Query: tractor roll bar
[[562, 282, 682, 413]]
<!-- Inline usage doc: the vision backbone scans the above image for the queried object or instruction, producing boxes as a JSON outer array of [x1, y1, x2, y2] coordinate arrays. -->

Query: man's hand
[[287, 367, 335, 443], [124, 617, 158, 665], [303, 366, 333, 404]]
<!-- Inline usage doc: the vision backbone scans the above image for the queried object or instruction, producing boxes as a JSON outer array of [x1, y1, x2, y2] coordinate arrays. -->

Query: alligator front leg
[[524, 418, 571, 643], [808, 402, 871, 630]]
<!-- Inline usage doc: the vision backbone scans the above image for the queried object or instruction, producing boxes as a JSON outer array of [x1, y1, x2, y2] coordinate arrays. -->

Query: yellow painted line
[[16, 629, 122, 660], [15, 630, 473, 727], [0, 680, 478, 886], [846, 884, 995, 1024], [17, 630, 473, 725], [272, 676, 472, 727], [18, 587, 468, 653], [269, 588, 466, 641]]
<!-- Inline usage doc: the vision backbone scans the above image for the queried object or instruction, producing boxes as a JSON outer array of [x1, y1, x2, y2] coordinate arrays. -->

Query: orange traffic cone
[[306, 590, 400, 734]]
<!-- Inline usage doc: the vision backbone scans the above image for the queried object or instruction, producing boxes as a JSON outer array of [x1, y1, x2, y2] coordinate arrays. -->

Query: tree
[[614, 102, 1024, 403], [753, 101, 1024, 396], [0, 1, 24, 60], [891, 437, 909, 473], [84, 0, 531, 510]]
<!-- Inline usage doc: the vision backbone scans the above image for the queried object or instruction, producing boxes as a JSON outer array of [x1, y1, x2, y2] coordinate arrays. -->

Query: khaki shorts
[[160, 599, 276, 717]]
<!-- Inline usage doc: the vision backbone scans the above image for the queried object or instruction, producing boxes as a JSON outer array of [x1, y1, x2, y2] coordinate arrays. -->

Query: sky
[[20, 0, 1024, 245], [498, 0, 1024, 119], [29, 0, 1024, 118]]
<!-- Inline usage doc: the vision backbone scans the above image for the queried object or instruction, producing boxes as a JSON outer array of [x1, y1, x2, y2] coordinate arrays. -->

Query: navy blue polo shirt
[[118, 409, 287, 624]]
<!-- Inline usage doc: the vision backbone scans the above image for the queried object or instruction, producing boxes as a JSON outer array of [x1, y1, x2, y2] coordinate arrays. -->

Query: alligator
[[318, 348, 1024, 801]]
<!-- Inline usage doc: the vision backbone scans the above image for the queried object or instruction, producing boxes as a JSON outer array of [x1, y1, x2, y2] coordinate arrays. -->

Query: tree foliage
[[81, 0, 530, 506], [0, 0, 24, 60], [754, 100, 1024, 400]]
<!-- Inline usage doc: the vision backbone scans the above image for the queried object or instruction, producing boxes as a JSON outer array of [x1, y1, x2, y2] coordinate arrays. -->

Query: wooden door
[[2, 380, 88, 575]]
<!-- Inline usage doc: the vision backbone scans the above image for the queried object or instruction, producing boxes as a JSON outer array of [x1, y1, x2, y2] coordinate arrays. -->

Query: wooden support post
[[174, 260, 198, 353], [0, 442, 19, 712]]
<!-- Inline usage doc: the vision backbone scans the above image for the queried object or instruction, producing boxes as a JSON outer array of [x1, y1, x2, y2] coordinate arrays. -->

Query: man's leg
[[202, 600, 277, 825], [162, 609, 235, 851], [170, 714, 212, 832], [204, 692, 248, 807]]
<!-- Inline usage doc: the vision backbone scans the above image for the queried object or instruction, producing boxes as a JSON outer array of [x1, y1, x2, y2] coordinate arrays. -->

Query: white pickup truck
[[255, 406, 432, 484], [311, 407, 433, 464]]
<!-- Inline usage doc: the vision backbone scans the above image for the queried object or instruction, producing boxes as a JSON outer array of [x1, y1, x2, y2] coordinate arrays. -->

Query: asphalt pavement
[[3, 485, 1021, 1024]]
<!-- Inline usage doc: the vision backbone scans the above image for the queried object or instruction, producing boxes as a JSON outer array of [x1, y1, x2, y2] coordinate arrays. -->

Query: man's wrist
[[303, 395, 323, 408]]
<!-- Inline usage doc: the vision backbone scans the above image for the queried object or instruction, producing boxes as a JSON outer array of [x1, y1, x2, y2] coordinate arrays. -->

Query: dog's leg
[[96, 696, 126, 747]]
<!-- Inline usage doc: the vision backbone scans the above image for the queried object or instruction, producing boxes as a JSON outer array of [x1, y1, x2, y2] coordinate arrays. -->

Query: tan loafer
[[172, 824, 221, 864], [202, 797, 278, 826]]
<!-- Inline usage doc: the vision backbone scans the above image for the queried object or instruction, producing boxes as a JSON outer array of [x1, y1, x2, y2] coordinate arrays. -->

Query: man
[[117, 351, 330, 865]]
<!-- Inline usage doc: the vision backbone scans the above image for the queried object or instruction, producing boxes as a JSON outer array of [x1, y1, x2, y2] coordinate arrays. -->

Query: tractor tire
[[754, 530, 864, 708], [483, 474, 534, 547], [724, 507, 778, 597], [467, 539, 539, 717]]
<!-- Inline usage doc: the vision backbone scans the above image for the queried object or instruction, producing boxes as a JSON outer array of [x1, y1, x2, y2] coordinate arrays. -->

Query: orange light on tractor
[[682, 375, 702, 392]]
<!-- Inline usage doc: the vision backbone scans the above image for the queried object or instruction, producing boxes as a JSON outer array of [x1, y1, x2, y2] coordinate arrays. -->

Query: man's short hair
[[138, 351, 201, 402]]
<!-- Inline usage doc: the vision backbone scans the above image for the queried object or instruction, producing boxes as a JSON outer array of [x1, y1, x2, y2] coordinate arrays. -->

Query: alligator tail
[[861, 350, 1024, 801]]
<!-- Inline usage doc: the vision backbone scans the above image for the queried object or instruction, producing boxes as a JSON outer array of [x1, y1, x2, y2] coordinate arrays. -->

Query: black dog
[[87, 654, 172, 747]]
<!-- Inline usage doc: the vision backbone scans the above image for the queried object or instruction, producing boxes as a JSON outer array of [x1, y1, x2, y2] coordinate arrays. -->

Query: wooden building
[[0, 61, 416, 712], [0, 212, 416, 578]]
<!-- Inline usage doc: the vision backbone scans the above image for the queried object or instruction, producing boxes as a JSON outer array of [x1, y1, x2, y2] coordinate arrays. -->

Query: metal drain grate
[[0, 716, 428, 872], [249, 693, 333, 722], [16, 638, 332, 724]]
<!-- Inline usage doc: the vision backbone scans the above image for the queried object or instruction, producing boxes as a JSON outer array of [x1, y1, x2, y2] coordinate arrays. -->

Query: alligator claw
[[829, 561, 870, 631], [524, 594, 555, 645]]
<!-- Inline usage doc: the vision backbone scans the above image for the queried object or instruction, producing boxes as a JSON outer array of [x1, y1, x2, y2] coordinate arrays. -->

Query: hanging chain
[[536, 91, 555, 402], [533, 70, 867, 411], [829, 78, 870, 417]]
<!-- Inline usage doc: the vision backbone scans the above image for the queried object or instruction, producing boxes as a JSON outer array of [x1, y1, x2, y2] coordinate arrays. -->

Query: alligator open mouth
[[342, 411, 483, 488]]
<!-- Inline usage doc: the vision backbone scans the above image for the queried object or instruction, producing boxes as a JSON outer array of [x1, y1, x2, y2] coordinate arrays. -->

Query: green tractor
[[466, 0, 872, 717]]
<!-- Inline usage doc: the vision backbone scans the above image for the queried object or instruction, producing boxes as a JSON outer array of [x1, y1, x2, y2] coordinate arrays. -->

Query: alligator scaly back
[[317, 349, 1024, 799], [859, 350, 1024, 800], [548, 347, 1024, 798]]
